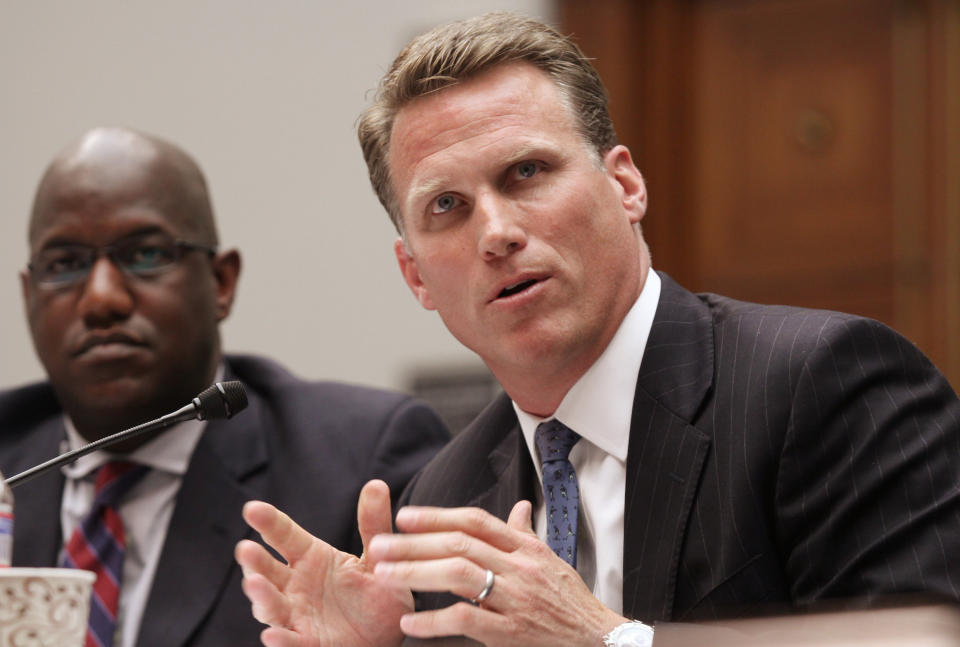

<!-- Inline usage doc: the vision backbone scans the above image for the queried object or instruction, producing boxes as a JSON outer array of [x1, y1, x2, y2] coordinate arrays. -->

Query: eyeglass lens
[[30, 235, 208, 287]]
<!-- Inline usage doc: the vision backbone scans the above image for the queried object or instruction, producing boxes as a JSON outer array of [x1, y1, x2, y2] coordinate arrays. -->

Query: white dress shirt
[[514, 269, 660, 615], [59, 381, 214, 647]]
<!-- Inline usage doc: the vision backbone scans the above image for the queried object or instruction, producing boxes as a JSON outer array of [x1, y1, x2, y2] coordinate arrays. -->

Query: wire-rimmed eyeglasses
[[27, 234, 217, 289]]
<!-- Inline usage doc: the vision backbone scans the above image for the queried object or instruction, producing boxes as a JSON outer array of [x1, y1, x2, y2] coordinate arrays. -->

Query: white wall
[[0, 1, 553, 392]]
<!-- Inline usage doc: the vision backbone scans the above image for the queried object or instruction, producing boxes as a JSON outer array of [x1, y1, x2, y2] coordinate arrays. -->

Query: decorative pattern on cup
[[0, 569, 95, 647]]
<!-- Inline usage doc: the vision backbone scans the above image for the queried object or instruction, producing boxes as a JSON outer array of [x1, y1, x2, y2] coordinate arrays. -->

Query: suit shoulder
[[226, 353, 448, 439], [0, 383, 62, 468], [697, 293, 921, 360], [689, 291, 956, 410], [228, 353, 410, 409], [0, 382, 60, 429], [698, 291, 859, 327]]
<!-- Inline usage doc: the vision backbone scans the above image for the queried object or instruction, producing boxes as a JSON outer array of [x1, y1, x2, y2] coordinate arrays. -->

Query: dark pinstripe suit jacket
[[401, 273, 960, 628]]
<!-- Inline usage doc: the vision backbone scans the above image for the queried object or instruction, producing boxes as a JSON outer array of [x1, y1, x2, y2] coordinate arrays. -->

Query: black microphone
[[6, 381, 248, 489]]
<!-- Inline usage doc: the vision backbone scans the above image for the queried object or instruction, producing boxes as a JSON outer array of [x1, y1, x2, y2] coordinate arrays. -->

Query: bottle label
[[0, 503, 12, 567]]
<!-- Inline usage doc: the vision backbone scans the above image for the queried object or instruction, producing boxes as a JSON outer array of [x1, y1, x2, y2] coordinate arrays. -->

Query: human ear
[[604, 145, 647, 225], [20, 269, 32, 309], [394, 238, 436, 310], [211, 249, 241, 321]]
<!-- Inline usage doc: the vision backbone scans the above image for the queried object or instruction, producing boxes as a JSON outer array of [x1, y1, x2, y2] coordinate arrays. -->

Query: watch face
[[605, 621, 654, 647]]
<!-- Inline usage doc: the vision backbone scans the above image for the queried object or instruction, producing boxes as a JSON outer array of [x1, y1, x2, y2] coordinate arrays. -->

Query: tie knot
[[535, 419, 580, 464], [93, 461, 149, 508]]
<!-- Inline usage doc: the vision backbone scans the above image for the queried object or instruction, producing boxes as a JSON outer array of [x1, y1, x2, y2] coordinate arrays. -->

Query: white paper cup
[[0, 568, 95, 647]]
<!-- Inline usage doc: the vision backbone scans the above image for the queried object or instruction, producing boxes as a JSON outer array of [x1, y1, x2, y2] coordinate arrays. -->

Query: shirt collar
[[60, 364, 224, 480], [515, 270, 661, 465]]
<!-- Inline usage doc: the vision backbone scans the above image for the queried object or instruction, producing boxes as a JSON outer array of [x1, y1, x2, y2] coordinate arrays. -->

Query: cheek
[[157, 285, 215, 327], [412, 244, 470, 297], [27, 297, 73, 357], [417, 268, 455, 311], [574, 188, 632, 244], [136, 276, 219, 344]]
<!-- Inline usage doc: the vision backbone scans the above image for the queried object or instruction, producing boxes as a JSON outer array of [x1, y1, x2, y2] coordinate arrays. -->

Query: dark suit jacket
[[0, 354, 449, 647], [401, 274, 960, 629]]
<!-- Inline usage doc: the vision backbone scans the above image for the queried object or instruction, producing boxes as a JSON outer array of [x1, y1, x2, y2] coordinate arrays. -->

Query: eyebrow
[[404, 141, 564, 212], [406, 178, 452, 213], [501, 141, 561, 167]]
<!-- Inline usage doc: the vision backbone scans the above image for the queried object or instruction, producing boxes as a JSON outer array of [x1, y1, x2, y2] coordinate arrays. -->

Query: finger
[[240, 572, 291, 629], [399, 602, 511, 642], [235, 539, 292, 591], [260, 625, 309, 647], [367, 530, 510, 572], [374, 557, 499, 602], [243, 500, 318, 565], [394, 505, 525, 553], [358, 479, 393, 564], [507, 500, 534, 534]]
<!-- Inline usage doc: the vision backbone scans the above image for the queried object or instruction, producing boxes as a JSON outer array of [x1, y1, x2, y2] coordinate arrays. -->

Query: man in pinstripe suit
[[236, 13, 960, 647]]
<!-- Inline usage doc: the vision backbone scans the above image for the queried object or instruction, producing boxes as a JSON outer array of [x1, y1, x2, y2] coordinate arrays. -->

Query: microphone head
[[193, 381, 248, 420]]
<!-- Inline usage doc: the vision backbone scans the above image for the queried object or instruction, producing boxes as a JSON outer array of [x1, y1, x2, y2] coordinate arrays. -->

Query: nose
[[76, 256, 135, 327], [476, 196, 527, 260]]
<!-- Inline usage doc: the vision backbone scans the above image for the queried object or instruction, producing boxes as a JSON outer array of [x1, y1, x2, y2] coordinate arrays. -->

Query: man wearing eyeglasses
[[0, 127, 448, 647]]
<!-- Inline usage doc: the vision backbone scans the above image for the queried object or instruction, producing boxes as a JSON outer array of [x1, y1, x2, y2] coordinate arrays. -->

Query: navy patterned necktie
[[535, 419, 581, 567]]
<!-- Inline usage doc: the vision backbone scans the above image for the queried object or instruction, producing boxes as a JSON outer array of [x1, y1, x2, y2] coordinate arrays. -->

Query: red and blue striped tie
[[61, 461, 149, 647]]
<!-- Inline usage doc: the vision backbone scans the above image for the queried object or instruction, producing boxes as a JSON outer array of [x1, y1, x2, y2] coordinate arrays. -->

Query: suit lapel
[[411, 396, 535, 622], [465, 418, 536, 519], [622, 274, 714, 621], [10, 416, 66, 567], [135, 375, 268, 647], [412, 393, 537, 518]]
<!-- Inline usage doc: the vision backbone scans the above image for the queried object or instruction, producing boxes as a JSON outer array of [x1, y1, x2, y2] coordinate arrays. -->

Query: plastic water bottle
[[0, 470, 12, 567]]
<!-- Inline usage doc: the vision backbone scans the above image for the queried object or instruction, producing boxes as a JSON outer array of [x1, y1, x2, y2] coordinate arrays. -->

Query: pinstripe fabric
[[402, 272, 960, 632]]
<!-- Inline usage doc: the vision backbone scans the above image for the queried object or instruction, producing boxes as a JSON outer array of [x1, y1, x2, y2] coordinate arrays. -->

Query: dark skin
[[21, 127, 241, 446]]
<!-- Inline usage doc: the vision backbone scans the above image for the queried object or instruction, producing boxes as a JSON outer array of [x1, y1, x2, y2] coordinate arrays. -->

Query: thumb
[[358, 479, 393, 564], [507, 499, 535, 534]]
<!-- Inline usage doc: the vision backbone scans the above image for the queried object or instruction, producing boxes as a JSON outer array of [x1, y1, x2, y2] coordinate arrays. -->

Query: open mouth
[[498, 279, 538, 299]]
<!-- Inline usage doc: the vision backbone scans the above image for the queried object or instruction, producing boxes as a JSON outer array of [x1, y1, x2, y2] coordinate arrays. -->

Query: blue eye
[[432, 194, 461, 214], [516, 161, 540, 178]]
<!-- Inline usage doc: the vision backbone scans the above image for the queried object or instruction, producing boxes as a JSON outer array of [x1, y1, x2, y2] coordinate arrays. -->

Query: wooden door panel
[[559, 0, 959, 389]]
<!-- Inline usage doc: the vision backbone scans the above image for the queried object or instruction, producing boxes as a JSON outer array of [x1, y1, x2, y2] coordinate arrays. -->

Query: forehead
[[30, 153, 195, 250], [388, 64, 582, 202]]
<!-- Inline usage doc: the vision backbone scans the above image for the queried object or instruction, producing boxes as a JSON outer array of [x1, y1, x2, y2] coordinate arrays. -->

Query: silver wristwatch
[[602, 620, 654, 647]]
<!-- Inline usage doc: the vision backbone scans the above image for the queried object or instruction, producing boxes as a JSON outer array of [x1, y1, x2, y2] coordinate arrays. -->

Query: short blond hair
[[357, 12, 618, 232]]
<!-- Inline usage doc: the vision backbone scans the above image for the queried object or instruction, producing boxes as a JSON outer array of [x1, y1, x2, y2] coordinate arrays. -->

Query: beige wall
[[0, 1, 552, 393]]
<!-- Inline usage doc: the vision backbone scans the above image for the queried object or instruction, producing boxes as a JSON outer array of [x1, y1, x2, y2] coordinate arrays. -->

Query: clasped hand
[[235, 480, 626, 647]]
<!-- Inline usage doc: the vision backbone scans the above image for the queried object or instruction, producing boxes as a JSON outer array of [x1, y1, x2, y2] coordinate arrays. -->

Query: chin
[[487, 336, 562, 371], [86, 380, 154, 407]]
